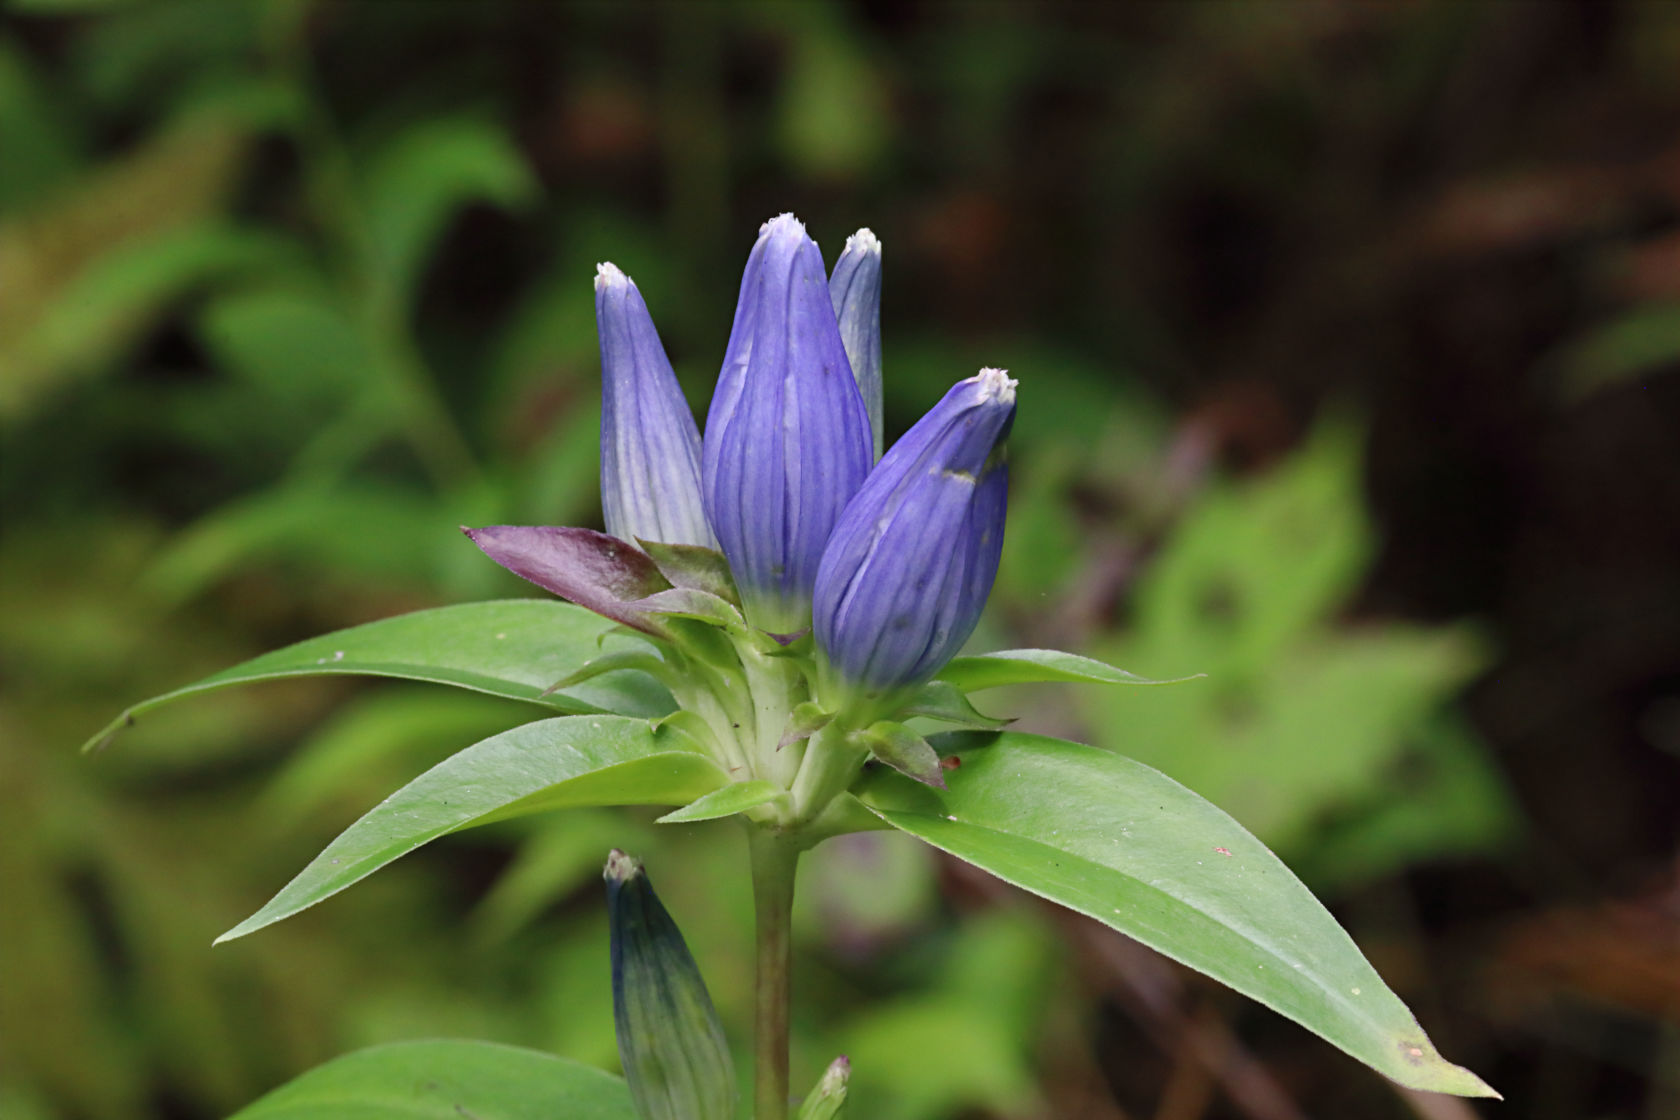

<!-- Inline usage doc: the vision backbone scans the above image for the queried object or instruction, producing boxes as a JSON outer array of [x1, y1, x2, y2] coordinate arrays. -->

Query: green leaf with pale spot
[[217, 715, 727, 943], [84, 600, 673, 752], [229, 1038, 636, 1119], [857, 731, 1498, 1098]]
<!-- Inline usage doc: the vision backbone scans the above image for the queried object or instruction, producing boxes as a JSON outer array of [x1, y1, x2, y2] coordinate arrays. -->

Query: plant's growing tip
[[794, 1055, 850, 1120]]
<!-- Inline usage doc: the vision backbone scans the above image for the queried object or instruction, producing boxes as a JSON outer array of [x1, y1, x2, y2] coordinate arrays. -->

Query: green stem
[[788, 722, 867, 826], [746, 826, 800, 1120]]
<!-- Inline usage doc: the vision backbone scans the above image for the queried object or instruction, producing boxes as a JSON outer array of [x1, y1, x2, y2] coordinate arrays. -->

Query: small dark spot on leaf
[[940, 756, 962, 771]]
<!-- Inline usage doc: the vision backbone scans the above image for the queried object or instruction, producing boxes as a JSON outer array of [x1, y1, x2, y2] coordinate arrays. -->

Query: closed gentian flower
[[605, 850, 736, 1120], [704, 213, 874, 635], [597, 262, 716, 549], [813, 367, 1016, 696], [829, 228, 884, 459]]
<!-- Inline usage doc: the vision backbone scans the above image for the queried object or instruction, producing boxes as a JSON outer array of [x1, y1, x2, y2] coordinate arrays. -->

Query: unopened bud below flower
[[813, 368, 1016, 698], [605, 849, 736, 1120], [597, 263, 716, 549]]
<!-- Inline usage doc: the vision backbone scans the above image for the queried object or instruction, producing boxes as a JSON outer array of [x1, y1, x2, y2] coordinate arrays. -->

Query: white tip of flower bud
[[845, 228, 882, 257], [973, 367, 1017, 404], [760, 211, 808, 239], [595, 261, 630, 291], [603, 848, 642, 882]]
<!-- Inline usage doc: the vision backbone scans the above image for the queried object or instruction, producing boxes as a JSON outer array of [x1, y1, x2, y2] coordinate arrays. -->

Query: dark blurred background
[[2, 2, 1677, 1118]]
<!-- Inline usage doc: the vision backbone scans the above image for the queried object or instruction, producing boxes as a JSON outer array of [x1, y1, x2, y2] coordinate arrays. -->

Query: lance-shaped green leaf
[[937, 648, 1202, 692], [84, 600, 673, 752], [605, 851, 736, 1120], [656, 780, 788, 824], [216, 716, 728, 943], [856, 731, 1498, 1098], [229, 1038, 637, 1119], [795, 1055, 850, 1120], [857, 721, 945, 790]]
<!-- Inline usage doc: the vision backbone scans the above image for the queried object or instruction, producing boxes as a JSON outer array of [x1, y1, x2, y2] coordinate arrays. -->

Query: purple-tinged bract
[[596, 263, 716, 549], [813, 368, 1016, 694], [829, 228, 884, 459], [703, 213, 873, 633]]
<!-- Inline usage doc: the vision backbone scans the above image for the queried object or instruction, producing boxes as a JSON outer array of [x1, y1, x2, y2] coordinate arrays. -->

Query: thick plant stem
[[788, 721, 867, 825], [747, 826, 800, 1120]]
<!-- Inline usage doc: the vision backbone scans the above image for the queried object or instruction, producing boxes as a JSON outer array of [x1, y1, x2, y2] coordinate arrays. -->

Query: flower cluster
[[468, 214, 1015, 823]]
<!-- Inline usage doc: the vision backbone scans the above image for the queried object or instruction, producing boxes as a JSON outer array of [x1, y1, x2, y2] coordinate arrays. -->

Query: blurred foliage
[[1082, 423, 1516, 888], [3, 1, 1676, 1119]]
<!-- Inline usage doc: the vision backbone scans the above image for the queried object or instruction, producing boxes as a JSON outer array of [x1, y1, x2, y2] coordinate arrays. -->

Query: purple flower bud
[[703, 214, 873, 634], [813, 368, 1016, 694], [596, 263, 716, 549], [829, 229, 883, 459]]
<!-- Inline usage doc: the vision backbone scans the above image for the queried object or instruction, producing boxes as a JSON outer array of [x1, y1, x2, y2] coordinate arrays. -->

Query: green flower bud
[[605, 850, 737, 1120], [795, 1055, 850, 1120]]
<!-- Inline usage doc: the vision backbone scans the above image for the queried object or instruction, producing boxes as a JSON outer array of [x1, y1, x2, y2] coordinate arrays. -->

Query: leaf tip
[[80, 711, 133, 754], [1441, 1064, 1501, 1100], [214, 909, 279, 946], [1391, 1039, 1501, 1100]]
